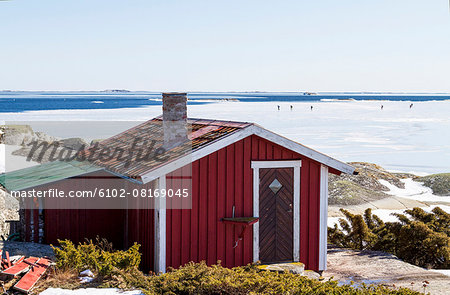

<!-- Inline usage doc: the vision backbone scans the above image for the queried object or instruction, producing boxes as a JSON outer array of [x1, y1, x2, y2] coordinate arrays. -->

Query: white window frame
[[251, 160, 301, 263]]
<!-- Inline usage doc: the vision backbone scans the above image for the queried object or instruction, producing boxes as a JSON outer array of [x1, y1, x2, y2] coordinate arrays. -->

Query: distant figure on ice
[[310, 105, 313, 111], [290, 105, 293, 111], [410, 103, 413, 109], [277, 105, 280, 110], [381, 105, 384, 110]]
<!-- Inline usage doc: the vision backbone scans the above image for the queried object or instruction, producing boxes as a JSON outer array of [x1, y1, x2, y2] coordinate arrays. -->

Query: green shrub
[[397, 221, 449, 269], [52, 239, 141, 276], [328, 208, 377, 250], [140, 262, 421, 294], [51, 240, 422, 294], [105, 262, 422, 295], [328, 207, 450, 269]]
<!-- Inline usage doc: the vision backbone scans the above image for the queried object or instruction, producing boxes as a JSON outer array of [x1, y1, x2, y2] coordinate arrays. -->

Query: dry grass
[[1, 276, 19, 293], [33, 267, 82, 294], [33, 266, 135, 293]]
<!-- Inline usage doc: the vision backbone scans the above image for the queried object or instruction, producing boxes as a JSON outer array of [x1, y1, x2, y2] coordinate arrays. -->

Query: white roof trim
[[140, 124, 354, 184], [140, 126, 254, 183], [251, 125, 355, 175]]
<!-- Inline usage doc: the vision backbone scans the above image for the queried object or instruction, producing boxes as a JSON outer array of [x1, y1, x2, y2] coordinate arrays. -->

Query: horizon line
[[2, 90, 450, 95]]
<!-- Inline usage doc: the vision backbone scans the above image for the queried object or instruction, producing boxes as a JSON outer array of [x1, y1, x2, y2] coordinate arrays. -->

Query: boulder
[[258, 262, 305, 274], [2, 125, 34, 146], [1, 125, 58, 146], [59, 138, 88, 150]]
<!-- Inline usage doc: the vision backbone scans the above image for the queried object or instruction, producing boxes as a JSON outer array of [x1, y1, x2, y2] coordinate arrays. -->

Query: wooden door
[[259, 168, 294, 263]]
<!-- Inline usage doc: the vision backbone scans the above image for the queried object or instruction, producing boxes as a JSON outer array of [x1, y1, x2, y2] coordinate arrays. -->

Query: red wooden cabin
[[2, 93, 355, 273]]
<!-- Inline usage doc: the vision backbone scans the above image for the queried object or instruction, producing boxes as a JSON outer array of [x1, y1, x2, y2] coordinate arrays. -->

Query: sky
[[0, 0, 449, 92]]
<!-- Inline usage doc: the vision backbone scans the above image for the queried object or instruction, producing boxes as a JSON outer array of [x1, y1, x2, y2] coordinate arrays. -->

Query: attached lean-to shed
[[0, 93, 355, 273]]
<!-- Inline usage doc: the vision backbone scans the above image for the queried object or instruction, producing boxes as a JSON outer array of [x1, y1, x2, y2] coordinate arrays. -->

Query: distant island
[[100, 89, 131, 93]]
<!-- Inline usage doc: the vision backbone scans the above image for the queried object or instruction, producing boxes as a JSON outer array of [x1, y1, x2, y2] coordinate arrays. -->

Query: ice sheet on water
[[1, 100, 449, 174]]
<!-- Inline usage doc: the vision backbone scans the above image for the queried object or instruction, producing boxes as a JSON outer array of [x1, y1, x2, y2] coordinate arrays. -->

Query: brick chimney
[[162, 92, 188, 149]]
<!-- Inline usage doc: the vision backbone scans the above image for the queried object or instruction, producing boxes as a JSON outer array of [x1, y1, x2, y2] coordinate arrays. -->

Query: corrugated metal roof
[[0, 160, 102, 191]]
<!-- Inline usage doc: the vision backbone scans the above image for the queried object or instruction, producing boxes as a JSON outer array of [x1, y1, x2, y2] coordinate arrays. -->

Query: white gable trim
[[251, 126, 354, 175], [318, 165, 328, 271], [141, 125, 354, 184], [154, 175, 166, 273], [141, 126, 254, 183]]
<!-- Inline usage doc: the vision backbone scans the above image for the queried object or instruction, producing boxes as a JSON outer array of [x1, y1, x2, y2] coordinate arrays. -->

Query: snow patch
[[80, 269, 94, 277], [328, 217, 341, 228], [379, 178, 450, 203], [431, 269, 450, 277], [328, 178, 450, 227], [329, 204, 450, 228], [371, 208, 414, 223], [79, 269, 95, 283], [78, 277, 95, 284]]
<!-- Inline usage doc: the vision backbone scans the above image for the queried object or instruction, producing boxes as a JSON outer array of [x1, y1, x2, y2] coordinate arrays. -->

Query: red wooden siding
[[165, 134, 323, 271], [30, 171, 155, 272], [44, 208, 125, 247], [125, 179, 156, 273], [39, 171, 127, 249], [25, 133, 325, 272]]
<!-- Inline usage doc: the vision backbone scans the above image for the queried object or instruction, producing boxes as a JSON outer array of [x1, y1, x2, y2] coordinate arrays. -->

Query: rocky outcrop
[[324, 246, 450, 295], [0, 126, 4, 144], [328, 162, 415, 206], [11, 137, 89, 163], [59, 138, 89, 150], [1, 124, 88, 164], [416, 173, 450, 196], [0, 187, 19, 238], [1, 125, 58, 146], [0, 240, 54, 258], [2, 125, 33, 145]]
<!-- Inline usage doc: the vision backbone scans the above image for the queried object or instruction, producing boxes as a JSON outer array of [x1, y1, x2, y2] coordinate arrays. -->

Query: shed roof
[[0, 160, 102, 191], [1, 117, 355, 190], [79, 117, 251, 180]]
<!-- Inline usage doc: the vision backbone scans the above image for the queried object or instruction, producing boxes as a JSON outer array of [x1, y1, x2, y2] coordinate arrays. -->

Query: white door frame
[[251, 160, 301, 263]]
